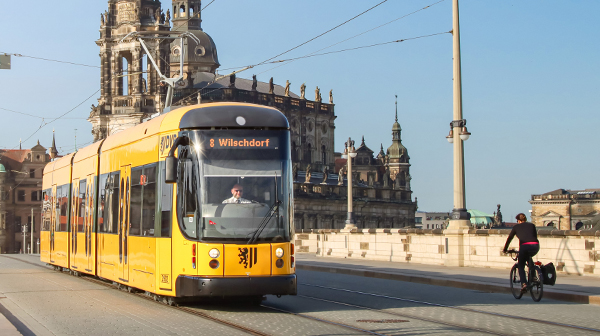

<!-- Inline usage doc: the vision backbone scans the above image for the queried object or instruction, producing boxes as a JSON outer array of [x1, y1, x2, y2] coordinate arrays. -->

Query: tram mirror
[[165, 156, 178, 183]]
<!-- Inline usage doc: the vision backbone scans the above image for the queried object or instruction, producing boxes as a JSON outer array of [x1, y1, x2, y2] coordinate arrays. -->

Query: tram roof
[[163, 102, 289, 130]]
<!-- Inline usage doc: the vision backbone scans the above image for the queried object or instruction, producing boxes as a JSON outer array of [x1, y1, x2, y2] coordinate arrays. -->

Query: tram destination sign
[[208, 136, 279, 149]]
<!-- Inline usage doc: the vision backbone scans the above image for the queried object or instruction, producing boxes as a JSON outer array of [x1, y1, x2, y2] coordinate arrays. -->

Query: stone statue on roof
[[321, 166, 329, 184], [329, 90, 333, 104], [229, 73, 236, 88], [305, 164, 312, 183], [300, 83, 306, 99], [155, 8, 161, 23], [252, 75, 257, 91], [269, 77, 274, 94], [101, 13, 105, 26], [495, 204, 503, 225], [166, 9, 171, 23], [284, 80, 290, 97], [338, 166, 345, 185], [315, 86, 320, 102]]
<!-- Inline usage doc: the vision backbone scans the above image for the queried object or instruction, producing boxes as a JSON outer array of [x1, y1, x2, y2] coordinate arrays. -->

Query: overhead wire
[[173, 0, 391, 105], [255, 0, 447, 75], [0, 52, 100, 69], [255, 0, 389, 66]]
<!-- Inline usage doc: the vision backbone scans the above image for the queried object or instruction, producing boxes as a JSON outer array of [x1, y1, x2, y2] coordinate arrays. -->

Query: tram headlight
[[208, 248, 220, 259], [275, 248, 284, 258]]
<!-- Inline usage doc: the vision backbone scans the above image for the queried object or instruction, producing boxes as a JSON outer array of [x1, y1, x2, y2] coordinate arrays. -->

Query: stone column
[[132, 48, 142, 94], [111, 51, 120, 96]]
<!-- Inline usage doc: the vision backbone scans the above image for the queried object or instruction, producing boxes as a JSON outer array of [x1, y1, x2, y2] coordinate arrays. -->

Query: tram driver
[[222, 184, 253, 204]]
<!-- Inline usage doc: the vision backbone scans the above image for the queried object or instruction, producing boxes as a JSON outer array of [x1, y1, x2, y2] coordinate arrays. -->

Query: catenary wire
[[255, 0, 447, 75], [255, 0, 389, 66], [0, 52, 100, 69]]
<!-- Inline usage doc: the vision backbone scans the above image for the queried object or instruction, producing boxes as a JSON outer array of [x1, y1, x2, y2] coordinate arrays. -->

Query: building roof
[[468, 209, 494, 225], [193, 73, 301, 98], [542, 188, 600, 195]]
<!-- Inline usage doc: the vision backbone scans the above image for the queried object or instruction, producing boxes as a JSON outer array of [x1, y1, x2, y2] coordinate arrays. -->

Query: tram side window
[[41, 189, 52, 231], [178, 153, 198, 239], [77, 180, 86, 233], [58, 185, 69, 232], [98, 174, 108, 232], [160, 166, 172, 237], [129, 168, 143, 236], [141, 164, 156, 236], [102, 172, 120, 234], [109, 172, 120, 234], [87, 178, 95, 231]]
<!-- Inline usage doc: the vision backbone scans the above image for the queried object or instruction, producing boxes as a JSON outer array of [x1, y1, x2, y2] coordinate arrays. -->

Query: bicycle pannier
[[541, 262, 557, 285]]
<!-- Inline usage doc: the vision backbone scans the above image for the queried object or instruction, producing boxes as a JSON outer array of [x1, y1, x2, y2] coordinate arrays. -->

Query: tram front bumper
[[175, 274, 297, 297]]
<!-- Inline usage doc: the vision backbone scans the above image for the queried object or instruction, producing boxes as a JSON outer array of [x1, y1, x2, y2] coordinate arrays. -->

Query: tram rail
[[300, 283, 600, 335]]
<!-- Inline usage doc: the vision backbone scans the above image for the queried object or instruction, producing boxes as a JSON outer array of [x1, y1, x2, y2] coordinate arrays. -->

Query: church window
[[17, 190, 26, 202], [189, 6, 194, 18], [180, 4, 186, 17], [173, 5, 177, 18]]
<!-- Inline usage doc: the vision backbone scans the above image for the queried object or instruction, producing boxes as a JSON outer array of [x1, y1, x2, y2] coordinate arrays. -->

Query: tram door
[[85, 174, 94, 273], [118, 165, 131, 282], [49, 184, 57, 262], [70, 179, 80, 269]]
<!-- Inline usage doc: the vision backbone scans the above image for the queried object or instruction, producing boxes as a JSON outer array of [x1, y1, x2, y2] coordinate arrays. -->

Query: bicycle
[[506, 249, 543, 302]]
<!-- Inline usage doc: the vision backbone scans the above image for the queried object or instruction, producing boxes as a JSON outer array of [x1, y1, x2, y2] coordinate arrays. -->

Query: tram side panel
[[40, 163, 54, 264], [98, 134, 160, 292], [41, 153, 75, 269], [70, 144, 101, 276]]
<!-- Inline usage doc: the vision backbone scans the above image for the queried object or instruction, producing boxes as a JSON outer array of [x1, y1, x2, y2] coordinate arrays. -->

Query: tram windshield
[[178, 130, 292, 242]]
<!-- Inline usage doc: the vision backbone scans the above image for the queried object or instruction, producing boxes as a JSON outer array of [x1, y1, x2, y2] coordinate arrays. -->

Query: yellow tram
[[41, 102, 297, 303]]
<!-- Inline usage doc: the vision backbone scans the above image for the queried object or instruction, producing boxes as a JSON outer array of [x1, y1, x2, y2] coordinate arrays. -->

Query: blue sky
[[1, 0, 598, 221]]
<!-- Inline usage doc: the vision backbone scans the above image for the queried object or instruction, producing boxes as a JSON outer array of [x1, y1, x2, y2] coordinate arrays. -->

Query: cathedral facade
[[86, 0, 416, 229]]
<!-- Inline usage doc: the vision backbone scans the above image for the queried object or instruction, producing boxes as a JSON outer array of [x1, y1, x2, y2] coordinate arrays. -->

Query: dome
[[171, 29, 220, 73]]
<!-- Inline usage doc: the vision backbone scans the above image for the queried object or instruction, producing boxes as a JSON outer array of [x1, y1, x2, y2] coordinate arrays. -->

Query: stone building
[[85, 0, 416, 229], [0, 142, 53, 253], [530, 189, 600, 230]]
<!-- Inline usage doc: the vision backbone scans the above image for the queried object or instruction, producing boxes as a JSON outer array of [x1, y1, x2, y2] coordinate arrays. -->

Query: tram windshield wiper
[[247, 200, 281, 244]]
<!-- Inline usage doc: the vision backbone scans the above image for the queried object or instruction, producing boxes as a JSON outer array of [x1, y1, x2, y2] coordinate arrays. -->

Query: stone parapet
[[294, 228, 600, 277]]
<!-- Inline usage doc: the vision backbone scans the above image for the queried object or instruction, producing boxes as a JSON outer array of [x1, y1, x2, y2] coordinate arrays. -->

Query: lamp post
[[446, 0, 472, 229], [341, 138, 357, 229]]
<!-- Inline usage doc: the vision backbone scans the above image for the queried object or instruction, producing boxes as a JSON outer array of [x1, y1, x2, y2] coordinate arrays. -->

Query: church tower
[[169, 0, 220, 88], [88, 0, 172, 142], [386, 97, 411, 194]]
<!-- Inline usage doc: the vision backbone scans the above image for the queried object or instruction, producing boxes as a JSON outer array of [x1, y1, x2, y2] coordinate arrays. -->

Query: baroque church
[[86, 0, 417, 229]]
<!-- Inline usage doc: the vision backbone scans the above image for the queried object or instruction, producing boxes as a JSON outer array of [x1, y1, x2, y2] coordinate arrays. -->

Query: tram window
[[141, 164, 156, 236], [98, 174, 108, 232], [104, 172, 120, 234], [41, 189, 52, 231], [178, 154, 198, 238], [129, 168, 143, 236], [59, 185, 69, 232], [160, 166, 172, 238], [78, 180, 86, 233], [111, 173, 120, 234]]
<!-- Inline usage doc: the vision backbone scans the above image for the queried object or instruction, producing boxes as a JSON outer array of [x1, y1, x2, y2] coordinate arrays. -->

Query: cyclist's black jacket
[[503, 222, 539, 251]]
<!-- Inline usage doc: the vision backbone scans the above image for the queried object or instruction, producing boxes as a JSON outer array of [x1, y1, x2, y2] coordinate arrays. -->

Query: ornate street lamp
[[341, 138, 357, 229], [447, 0, 472, 229]]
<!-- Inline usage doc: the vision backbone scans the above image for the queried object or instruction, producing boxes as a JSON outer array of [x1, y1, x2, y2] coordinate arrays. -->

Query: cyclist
[[503, 213, 539, 292]]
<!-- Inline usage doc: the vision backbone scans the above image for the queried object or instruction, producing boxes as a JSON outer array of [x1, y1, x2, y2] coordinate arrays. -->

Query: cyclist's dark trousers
[[518, 244, 540, 285]]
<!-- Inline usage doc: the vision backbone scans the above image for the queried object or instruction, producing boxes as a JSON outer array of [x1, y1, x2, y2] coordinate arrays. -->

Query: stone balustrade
[[294, 228, 600, 277]]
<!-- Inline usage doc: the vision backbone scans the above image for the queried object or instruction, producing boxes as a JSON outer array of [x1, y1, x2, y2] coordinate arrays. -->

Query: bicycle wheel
[[530, 266, 544, 302], [509, 264, 523, 299]]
